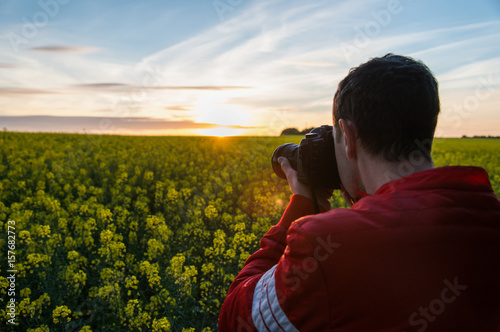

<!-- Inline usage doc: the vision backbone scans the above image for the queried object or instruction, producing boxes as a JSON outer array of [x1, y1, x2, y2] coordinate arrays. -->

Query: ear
[[339, 119, 357, 161]]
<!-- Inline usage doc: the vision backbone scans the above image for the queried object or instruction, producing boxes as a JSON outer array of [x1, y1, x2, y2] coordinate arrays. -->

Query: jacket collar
[[352, 166, 492, 203], [375, 166, 492, 195]]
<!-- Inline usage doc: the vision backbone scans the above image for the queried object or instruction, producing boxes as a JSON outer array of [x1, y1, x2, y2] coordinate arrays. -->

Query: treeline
[[461, 135, 500, 139], [280, 127, 315, 136]]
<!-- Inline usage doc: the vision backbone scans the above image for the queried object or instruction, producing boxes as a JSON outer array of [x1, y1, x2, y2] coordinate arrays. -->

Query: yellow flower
[[224, 248, 236, 260], [122, 299, 151, 330], [19, 297, 31, 317], [167, 188, 178, 202], [99, 229, 114, 244], [0, 276, 8, 295], [21, 288, 31, 298], [19, 230, 31, 245], [58, 218, 68, 230], [124, 299, 139, 319], [35, 225, 51, 238], [212, 229, 226, 255], [168, 254, 185, 279], [146, 215, 162, 230], [152, 317, 171, 331], [144, 171, 154, 181], [204, 205, 218, 219], [147, 238, 165, 260], [125, 275, 139, 290], [67, 250, 80, 261], [28, 293, 51, 319], [26, 253, 50, 271], [140, 261, 162, 289], [201, 263, 215, 275], [52, 305, 71, 324]]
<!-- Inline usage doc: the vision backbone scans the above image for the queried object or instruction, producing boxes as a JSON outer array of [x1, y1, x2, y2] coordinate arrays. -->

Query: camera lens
[[271, 125, 341, 190], [271, 143, 299, 180]]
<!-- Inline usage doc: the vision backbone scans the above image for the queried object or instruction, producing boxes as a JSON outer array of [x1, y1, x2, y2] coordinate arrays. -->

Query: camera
[[271, 125, 341, 189]]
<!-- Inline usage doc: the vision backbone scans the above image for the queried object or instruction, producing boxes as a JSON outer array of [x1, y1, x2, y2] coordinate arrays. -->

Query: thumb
[[278, 157, 295, 179], [278, 156, 290, 168]]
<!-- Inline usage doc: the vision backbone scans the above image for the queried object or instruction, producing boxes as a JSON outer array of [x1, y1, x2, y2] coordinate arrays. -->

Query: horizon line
[[1, 129, 498, 139]]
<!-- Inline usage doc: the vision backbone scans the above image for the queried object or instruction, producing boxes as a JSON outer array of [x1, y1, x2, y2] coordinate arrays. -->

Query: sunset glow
[[0, 1, 499, 136], [197, 126, 247, 137]]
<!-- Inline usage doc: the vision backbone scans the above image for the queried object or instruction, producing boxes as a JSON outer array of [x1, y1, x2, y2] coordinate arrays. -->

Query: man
[[218, 54, 500, 331]]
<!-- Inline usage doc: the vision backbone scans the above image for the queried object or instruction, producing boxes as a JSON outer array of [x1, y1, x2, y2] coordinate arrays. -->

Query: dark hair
[[333, 53, 440, 161]]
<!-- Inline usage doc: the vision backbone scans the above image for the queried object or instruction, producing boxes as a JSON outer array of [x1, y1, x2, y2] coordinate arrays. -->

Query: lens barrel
[[271, 143, 299, 180]]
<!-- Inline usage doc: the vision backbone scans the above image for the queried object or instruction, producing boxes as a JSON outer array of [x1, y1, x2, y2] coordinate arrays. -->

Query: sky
[[0, 0, 499, 137]]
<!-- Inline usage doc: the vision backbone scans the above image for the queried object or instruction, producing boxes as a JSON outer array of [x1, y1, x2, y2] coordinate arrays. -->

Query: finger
[[278, 157, 296, 180], [278, 156, 287, 167]]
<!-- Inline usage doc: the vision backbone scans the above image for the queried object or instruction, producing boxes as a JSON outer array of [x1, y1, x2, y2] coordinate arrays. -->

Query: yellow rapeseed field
[[0, 132, 498, 331]]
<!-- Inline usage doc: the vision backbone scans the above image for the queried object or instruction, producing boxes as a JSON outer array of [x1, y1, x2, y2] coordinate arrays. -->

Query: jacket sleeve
[[218, 195, 329, 331]]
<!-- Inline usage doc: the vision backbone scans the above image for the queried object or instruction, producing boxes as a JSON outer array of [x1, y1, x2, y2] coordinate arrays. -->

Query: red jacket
[[218, 166, 500, 331]]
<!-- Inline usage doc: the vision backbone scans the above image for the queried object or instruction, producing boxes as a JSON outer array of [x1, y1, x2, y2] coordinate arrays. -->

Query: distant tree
[[461, 135, 499, 139], [280, 127, 325, 136], [280, 128, 301, 136]]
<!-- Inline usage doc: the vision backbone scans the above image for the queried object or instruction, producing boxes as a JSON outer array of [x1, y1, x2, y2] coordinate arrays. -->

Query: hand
[[278, 157, 332, 210]]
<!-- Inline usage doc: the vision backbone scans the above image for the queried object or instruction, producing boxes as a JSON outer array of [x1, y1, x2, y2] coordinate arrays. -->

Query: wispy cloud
[[30, 45, 101, 54], [0, 63, 17, 68], [280, 60, 336, 67], [71, 83, 251, 91], [164, 106, 193, 111], [0, 84, 252, 97], [71, 83, 131, 91], [134, 1, 362, 133], [437, 56, 500, 91], [152, 86, 252, 90], [0, 88, 55, 96], [0, 116, 259, 134]]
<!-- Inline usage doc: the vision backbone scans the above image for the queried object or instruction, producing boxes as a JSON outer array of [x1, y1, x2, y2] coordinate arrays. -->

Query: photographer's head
[[332, 54, 440, 197]]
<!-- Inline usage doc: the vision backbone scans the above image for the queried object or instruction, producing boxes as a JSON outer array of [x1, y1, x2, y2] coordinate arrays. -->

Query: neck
[[357, 154, 434, 195]]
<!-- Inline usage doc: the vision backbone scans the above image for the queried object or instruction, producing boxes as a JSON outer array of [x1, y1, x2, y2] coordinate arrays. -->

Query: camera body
[[272, 125, 342, 189]]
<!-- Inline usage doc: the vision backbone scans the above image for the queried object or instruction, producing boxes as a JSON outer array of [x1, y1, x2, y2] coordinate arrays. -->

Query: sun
[[194, 103, 252, 137]]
